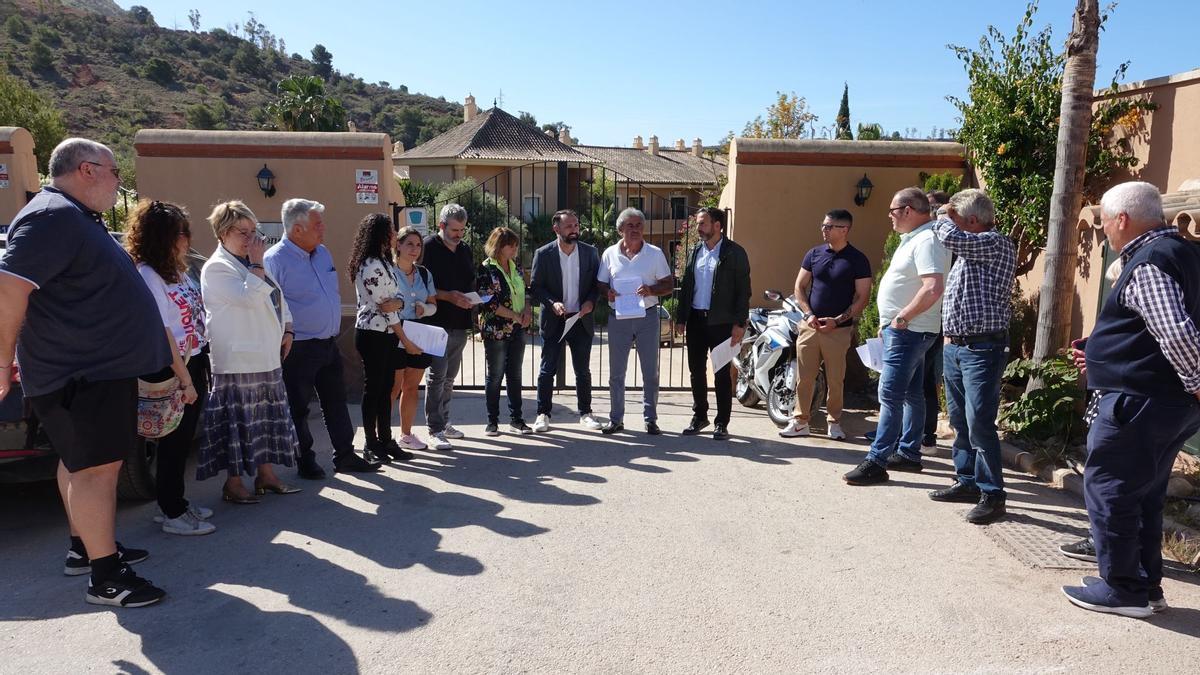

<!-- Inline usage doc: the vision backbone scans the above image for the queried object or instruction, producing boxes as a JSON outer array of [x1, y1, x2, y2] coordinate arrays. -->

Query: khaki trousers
[[793, 323, 853, 423]]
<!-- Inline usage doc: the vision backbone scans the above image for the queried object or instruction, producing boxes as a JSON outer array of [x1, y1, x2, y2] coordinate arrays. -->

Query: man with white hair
[[0, 138, 171, 607], [265, 198, 379, 477], [596, 208, 673, 434], [1063, 181, 1200, 618], [925, 189, 1015, 525]]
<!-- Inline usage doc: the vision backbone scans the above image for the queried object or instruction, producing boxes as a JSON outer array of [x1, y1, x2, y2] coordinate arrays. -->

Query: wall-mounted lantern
[[256, 164, 277, 198], [853, 173, 873, 207]]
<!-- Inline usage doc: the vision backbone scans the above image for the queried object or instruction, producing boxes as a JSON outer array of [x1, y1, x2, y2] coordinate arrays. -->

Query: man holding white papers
[[780, 209, 872, 441], [529, 210, 602, 432], [676, 207, 751, 440], [596, 208, 673, 435]]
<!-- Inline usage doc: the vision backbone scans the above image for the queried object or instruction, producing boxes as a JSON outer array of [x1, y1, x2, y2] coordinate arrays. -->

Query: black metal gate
[[401, 160, 729, 391]]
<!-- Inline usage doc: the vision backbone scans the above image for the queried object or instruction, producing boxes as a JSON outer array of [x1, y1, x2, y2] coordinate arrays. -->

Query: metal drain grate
[[983, 505, 1095, 570]]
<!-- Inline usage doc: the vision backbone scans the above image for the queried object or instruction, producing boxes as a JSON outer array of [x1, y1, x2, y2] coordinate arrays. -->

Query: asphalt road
[[1, 392, 1198, 673]]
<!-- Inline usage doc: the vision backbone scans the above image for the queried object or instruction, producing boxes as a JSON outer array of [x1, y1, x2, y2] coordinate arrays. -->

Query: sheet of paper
[[710, 337, 737, 372], [463, 292, 490, 305], [558, 313, 582, 343], [612, 277, 646, 319], [856, 337, 884, 373], [399, 321, 449, 357]]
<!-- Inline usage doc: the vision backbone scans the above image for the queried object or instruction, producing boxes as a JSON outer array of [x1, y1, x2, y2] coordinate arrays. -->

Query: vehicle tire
[[116, 436, 158, 501], [734, 346, 760, 407], [812, 367, 828, 410], [767, 362, 796, 427]]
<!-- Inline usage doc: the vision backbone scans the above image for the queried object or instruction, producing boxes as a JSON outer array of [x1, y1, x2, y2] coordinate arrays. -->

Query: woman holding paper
[[390, 226, 438, 451], [478, 226, 533, 436]]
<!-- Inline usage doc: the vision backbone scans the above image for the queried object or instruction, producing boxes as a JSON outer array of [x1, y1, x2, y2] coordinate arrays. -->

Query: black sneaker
[[1060, 537, 1097, 563], [64, 542, 149, 577], [297, 458, 328, 480], [600, 421, 624, 435], [333, 452, 381, 474], [928, 481, 982, 503], [712, 424, 729, 440], [380, 439, 414, 462], [922, 434, 937, 448], [485, 422, 500, 437], [843, 460, 889, 486], [86, 564, 165, 608], [509, 420, 533, 435], [682, 417, 710, 435], [965, 493, 1006, 525], [885, 455, 924, 473], [646, 421, 662, 435]]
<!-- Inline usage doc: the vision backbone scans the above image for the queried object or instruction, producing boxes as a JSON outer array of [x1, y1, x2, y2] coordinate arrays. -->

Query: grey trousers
[[607, 310, 660, 423], [424, 328, 469, 433]]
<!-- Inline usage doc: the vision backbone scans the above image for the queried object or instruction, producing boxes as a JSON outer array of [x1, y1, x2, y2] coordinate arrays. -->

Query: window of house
[[671, 196, 687, 220], [522, 194, 542, 222], [627, 196, 644, 213]]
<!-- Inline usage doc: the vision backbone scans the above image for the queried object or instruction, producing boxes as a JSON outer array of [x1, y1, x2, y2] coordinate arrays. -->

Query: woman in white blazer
[[195, 201, 301, 504]]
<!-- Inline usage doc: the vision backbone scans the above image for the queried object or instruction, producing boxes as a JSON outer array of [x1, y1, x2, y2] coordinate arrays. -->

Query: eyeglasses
[[80, 161, 120, 179], [231, 227, 254, 239], [887, 206, 908, 215], [820, 224, 849, 230]]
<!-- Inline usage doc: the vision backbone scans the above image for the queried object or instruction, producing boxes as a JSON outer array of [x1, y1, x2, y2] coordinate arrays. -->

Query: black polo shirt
[[420, 233, 475, 330], [802, 242, 872, 319], [0, 187, 170, 396]]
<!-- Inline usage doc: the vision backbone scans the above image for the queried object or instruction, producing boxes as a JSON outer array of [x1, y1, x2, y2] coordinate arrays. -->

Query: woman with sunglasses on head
[[125, 200, 213, 536], [195, 200, 301, 505]]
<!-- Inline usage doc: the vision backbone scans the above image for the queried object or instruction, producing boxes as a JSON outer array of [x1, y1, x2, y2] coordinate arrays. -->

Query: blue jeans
[[484, 327, 526, 424], [943, 340, 1007, 495], [867, 327, 937, 466]]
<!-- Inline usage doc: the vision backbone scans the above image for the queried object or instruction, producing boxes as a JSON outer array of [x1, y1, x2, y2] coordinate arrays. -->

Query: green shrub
[[5, 15, 29, 40], [999, 355, 1083, 441], [141, 57, 175, 85]]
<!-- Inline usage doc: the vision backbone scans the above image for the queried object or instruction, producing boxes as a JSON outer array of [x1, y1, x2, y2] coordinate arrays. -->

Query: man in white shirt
[[529, 210, 602, 432], [596, 208, 674, 435], [844, 187, 950, 486]]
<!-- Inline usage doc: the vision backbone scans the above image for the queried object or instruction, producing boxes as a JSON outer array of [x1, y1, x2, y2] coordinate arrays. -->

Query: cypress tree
[[835, 83, 853, 140]]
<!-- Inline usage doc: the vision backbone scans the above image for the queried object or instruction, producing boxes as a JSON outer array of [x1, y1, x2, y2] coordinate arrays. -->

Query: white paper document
[[710, 337, 738, 372], [463, 292, 491, 305], [612, 277, 646, 319], [558, 314, 582, 343], [400, 321, 449, 357], [856, 337, 884, 373]]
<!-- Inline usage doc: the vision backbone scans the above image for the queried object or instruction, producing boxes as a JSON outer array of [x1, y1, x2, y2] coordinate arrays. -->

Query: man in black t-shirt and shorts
[[0, 138, 171, 608]]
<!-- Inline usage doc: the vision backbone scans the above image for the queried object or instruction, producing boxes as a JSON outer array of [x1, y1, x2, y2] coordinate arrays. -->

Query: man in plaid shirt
[[925, 189, 1015, 525], [1064, 181, 1200, 619]]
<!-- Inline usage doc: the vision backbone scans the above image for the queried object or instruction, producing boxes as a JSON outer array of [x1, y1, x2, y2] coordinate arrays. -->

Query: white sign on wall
[[402, 207, 428, 236], [355, 169, 379, 204], [0, 163, 8, 189], [256, 221, 284, 246]]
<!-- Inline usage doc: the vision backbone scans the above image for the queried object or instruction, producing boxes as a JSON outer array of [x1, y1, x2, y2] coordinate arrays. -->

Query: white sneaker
[[442, 425, 465, 440], [580, 414, 603, 430], [827, 422, 847, 440], [398, 433, 427, 451], [430, 432, 453, 451], [161, 511, 216, 536], [532, 414, 551, 433], [779, 420, 810, 438], [153, 504, 213, 524]]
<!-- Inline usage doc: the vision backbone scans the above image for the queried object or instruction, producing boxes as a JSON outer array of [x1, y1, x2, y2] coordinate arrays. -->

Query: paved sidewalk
[[1, 392, 1197, 673]]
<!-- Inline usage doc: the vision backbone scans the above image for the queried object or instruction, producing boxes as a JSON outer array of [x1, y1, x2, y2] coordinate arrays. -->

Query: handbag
[[137, 347, 191, 439]]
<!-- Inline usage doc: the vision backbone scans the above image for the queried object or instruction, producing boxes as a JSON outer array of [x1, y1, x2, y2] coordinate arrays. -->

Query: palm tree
[[264, 76, 347, 132], [1030, 0, 1100, 382]]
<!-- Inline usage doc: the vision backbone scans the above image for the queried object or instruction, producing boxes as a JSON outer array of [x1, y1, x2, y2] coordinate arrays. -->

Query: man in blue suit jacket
[[529, 210, 603, 432]]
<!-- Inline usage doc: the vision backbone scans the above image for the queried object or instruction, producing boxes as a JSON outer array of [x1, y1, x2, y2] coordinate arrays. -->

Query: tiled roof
[[576, 145, 727, 186], [397, 107, 588, 162]]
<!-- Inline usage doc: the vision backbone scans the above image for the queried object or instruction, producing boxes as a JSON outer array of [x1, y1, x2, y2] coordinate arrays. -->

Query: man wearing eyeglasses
[[0, 138, 172, 607], [844, 188, 949, 486], [780, 209, 871, 441]]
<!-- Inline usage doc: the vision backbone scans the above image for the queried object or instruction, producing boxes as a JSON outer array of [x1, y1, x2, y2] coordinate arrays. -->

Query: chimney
[[648, 135, 659, 156], [392, 140, 405, 155], [692, 138, 704, 157], [347, 120, 358, 133], [674, 138, 685, 151], [464, 94, 478, 123], [558, 127, 573, 145], [633, 135, 644, 150]]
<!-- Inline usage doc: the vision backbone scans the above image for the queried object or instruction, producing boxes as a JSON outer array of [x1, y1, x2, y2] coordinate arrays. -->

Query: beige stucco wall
[[408, 165, 454, 186], [724, 138, 966, 306], [0, 127, 40, 227], [1101, 68, 1200, 193]]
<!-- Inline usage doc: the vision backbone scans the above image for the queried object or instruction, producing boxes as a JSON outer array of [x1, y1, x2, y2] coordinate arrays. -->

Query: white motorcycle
[[734, 290, 826, 427]]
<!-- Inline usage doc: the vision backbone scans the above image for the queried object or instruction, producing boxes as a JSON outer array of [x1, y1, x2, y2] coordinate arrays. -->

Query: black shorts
[[397, 350, 432, 371], [29, 377, 138, 472]]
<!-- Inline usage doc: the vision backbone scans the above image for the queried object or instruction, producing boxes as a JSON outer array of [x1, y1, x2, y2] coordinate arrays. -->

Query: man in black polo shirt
[[421, 204, 476, 450], [780, 208, 872, 440], [0, 138, 171, 608]]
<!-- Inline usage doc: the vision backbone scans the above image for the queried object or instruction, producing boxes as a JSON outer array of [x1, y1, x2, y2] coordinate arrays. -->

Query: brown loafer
[[254, 482, 302, 496]]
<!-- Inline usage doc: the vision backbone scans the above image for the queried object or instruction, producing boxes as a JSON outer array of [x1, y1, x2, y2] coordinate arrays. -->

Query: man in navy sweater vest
[[1064, 182, 1200, 619]]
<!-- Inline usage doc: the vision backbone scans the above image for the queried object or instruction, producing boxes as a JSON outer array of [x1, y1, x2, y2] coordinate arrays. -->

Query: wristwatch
[[894, 316, 909, 328]]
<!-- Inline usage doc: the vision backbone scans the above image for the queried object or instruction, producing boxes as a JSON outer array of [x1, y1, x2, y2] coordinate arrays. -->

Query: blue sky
[[121, 1, 1200, 146]]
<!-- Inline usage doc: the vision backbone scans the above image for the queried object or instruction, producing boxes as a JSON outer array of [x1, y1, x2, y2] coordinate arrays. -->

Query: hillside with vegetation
[[0, 0, 462, 182]]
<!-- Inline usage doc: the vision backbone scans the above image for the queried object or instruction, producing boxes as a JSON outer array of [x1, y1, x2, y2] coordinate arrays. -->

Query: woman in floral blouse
[[351, 216, 436, 459], [477, 226, 532, 436]]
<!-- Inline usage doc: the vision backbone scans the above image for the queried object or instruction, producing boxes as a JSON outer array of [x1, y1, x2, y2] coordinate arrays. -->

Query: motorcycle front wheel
[[734, 344, 760, 407], [767, 363, 828, 428]]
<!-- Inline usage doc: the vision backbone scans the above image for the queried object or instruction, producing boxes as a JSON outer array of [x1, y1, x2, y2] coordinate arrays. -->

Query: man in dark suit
[[677, 207, 751, 440], [529, 209, 603, 432]]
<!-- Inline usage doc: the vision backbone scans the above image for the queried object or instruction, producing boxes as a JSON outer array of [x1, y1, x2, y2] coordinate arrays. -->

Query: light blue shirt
[[264, 238, 341, 340], [691, 238, 723, 310], [395, 265, 437, 321]]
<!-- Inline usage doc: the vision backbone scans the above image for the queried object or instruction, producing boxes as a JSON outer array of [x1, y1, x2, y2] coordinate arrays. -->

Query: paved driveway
[[1, 392, 1197, 673]]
